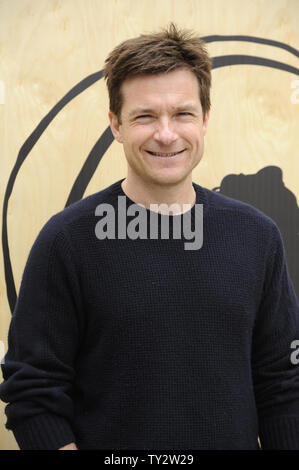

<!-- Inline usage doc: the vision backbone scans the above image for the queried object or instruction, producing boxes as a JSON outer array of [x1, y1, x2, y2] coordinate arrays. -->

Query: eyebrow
[[128, 104, 200, 118], [128, 108, 155, 118]]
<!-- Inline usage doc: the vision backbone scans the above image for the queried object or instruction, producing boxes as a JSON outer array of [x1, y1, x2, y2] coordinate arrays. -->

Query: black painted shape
[[65, 126, 114, 207], [3, 35, 299, 314], [202, 35, 299, 59], [2, 71, 103, 313], [66, 56, 299, 209], [213, 166, 299, 301], [212, 55, 299, 75], [65, 35, 299, 208]]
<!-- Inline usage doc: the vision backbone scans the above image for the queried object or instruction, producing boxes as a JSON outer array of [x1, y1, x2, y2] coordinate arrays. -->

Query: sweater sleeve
[[252, 222, 299, 449], [0, 219, 83, 449]]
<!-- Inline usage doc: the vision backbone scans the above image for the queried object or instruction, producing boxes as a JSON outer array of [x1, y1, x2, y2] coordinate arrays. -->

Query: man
[[1, 23, 299, 450]]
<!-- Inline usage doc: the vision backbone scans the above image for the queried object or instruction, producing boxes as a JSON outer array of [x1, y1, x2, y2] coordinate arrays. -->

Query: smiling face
[[109, 68, 209, 189]]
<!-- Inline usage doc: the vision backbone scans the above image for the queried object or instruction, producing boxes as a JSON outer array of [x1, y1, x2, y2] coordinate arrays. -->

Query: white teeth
[[148, 150, 183, 157]]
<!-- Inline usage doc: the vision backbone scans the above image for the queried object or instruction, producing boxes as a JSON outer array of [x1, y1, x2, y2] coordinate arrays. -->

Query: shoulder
[[33, 179, 123, 246], [194, 183, 284, 253], [199, 184, 279, 231]]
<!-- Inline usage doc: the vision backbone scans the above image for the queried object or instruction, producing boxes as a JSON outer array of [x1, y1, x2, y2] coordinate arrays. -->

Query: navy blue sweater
[[1, 178, 299, 450]]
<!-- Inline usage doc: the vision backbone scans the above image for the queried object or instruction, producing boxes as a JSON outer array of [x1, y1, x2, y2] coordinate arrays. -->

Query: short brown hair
[[103, 23, 212, 122]]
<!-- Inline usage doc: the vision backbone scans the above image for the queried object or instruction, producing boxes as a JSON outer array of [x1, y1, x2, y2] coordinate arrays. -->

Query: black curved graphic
[[65, 126, 114, 206], [2, 35, 299, 313], [202, 34, 299, 58], [213, 167, 299, 300], [2, 70, 104, 313], [212, 55, 299, 75]]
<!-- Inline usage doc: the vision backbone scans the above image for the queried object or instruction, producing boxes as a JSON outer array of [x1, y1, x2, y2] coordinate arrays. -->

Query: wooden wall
[[0, 0, 298, 449]]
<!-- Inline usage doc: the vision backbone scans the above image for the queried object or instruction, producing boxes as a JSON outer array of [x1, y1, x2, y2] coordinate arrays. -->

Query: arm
[[252, 222, 299, 449], [0, 219, 83, 450]]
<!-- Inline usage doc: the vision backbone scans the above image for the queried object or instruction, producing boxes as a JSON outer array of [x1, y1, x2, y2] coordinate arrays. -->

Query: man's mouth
[[146, 149, 185, 158]]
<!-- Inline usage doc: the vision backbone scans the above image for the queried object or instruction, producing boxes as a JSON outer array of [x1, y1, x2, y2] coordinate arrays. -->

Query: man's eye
[[136, 115, 152, 119], [178, 112, 192, 116]]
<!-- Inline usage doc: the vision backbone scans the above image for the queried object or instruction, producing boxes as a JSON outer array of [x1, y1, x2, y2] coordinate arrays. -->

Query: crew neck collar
[[117, 177, 206, 219]]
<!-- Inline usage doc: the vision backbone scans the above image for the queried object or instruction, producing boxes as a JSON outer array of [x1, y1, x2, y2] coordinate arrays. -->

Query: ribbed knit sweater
[[1, 178, 299, 450]]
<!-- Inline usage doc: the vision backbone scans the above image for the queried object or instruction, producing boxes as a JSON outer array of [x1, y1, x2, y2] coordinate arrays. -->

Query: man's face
[[109, 68, 209, 187]]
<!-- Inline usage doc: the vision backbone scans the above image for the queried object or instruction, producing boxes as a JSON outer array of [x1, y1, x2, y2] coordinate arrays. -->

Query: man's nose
[[153, 118, 178, 146]]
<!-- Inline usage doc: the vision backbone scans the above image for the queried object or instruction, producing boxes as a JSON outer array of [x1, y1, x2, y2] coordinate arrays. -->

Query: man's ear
[[109, 111, 123, 143]]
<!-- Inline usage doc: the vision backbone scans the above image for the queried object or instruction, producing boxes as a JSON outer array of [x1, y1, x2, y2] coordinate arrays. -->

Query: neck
[[121, 175, 196, 215]]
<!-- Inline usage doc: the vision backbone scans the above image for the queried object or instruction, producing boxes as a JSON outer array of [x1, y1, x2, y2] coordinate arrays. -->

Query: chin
[[147, 171, 191, 187]]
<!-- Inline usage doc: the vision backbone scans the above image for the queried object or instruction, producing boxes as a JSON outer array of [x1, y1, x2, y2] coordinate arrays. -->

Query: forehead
[[120, 68, 201, 112]]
